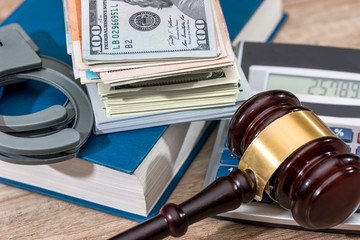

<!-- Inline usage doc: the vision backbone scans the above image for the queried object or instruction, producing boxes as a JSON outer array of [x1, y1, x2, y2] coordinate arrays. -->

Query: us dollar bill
[[113, 71, 226, 89], [81, 0, 217, 61]]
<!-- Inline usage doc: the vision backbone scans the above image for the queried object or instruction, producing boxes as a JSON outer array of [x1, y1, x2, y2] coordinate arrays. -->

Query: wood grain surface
[[1, 0, 360, 239]]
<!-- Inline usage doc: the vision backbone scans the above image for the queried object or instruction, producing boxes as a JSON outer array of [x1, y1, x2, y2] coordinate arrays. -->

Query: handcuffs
[[0, 24, 93, 165]]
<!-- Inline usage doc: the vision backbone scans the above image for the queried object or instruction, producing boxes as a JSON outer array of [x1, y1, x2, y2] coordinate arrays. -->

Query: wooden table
[[1, 0, 360, 239]]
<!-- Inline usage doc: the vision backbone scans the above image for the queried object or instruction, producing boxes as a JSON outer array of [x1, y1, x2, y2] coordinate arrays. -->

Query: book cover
[[0, 121, 216, 221], [219, 0, 287, 45], [78, 125, 167, 174], [220, 0, 265, 41]]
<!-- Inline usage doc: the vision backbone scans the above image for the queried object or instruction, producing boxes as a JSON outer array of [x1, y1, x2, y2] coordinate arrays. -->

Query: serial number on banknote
[[108, 5, 133, 50]]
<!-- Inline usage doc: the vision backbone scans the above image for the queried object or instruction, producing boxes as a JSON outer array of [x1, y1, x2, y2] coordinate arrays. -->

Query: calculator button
[[220, 150, 239, 165], [330, 127, 353, 143], [216, 166, 237, 179], [356, 147, 360, 156]]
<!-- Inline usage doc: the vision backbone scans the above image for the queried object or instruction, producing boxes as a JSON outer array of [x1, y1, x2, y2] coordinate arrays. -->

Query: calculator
[[203, 42, 360, 233]]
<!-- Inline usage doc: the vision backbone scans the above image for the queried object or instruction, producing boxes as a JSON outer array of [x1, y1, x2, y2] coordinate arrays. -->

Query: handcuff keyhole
[[0, 41, 3, 47]]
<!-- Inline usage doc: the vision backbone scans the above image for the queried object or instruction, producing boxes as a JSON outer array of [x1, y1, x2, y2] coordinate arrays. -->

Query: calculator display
[[267, 74, 360, 99]]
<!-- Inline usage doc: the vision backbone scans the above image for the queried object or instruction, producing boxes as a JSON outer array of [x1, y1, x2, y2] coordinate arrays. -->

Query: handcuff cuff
[[0, 24, 93, 165]]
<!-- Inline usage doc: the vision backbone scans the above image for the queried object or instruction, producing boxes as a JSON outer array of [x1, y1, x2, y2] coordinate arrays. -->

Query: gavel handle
[[109, 169, 256, 240]]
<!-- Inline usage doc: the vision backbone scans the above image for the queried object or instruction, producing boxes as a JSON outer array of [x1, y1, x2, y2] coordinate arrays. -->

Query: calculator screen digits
[[267, 74, 360, 99]]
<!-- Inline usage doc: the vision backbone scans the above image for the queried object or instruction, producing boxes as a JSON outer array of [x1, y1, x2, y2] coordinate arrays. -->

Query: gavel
[[109, 90, 360, 240]]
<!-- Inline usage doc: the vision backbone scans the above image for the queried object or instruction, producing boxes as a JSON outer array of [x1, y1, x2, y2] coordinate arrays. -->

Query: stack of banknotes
[[63, 0, 250, 132]]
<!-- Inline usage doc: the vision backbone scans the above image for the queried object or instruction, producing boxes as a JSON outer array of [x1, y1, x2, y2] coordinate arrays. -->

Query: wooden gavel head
[[110, 90, 360, 240], [228, 90, 360, 229]]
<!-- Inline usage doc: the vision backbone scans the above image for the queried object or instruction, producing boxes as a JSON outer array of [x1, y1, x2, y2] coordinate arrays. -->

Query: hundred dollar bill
[[81, 0, 218, 61], [95, 0, 234, 85]]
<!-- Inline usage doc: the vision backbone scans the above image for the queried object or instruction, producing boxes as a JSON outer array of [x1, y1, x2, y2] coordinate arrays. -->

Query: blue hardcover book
[[219, 0, 287, 45], [0, 0, 216, 221], [0, 120, 215, 221]]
